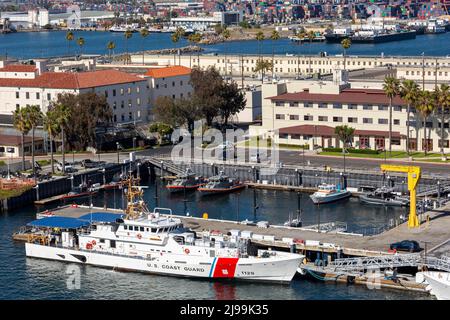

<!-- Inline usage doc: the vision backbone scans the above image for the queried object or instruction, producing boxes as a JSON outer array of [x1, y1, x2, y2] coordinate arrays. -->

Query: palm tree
[[107, 41, 116, 61], [254, 59, 273, 84], [255, 31, 265, 59], [12, 107, 31, 171], [54, 104, 71, 174], [383, 77, 400, 156], [140, 27, 149, 65], [24, 105, 43, 180], [66, 31, 74, 55], [307, 30, 315, 74], [436, 84, 450, 158], [334, 125, 355, 173], [43, 109, 59, 174], [400, 80, 420, 155], [171, 28, 185, 65], [270, 30, 280, 78], [222, 28, 231, 78], [124, 29, 133, 64], [340, 38, 351, 71], [76, 37, 85, 59], [188, 32, 202, 67], [416, 90, 436, 156]]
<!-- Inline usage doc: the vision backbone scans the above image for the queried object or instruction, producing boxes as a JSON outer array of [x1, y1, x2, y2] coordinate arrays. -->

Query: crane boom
[[380, 165, 421, 228]]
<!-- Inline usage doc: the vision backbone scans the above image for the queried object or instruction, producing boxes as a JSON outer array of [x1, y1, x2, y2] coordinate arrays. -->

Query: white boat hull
[[422, 271, 450, 300], [310, 191, 351, 204], [25, 243, 302, 283]]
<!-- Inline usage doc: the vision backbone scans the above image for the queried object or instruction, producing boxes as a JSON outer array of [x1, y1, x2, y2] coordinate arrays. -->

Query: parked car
[[81, 159, 100, 168], [389, 240, 421, 253]]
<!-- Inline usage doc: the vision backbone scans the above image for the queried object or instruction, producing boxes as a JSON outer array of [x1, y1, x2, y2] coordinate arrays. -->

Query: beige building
[[0, 134, 44, 157], [252, 70, 449, 153]]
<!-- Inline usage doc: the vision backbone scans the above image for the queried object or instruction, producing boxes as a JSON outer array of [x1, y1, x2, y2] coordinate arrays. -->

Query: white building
[[0, 60, 150, 124], [171, 11, 242, 30], [144, 66, 193, 119]]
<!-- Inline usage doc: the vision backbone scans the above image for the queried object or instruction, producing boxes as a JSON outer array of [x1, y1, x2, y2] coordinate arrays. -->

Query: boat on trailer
[[24, 177, 303, 283]]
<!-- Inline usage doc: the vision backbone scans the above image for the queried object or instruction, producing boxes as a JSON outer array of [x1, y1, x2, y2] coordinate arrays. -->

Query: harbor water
[[0, 31, 450, 59], [0, 185, 430, 299]]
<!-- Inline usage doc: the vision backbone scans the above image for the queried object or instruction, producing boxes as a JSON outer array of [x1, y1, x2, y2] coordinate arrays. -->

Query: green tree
[[12, 107, 31, 171], [124, 29, 133, 64], [53, 103, 71, 174], [383, 77, 400, 155], [107, 41, 116, 60], [222, 28, 231, 78], [140, 27, 149, 65], [153, 97, 202, 133], [23, 105, 43, 179], [76, 37, 85, 58], [400, 80, 420, 155], [340, 38, 351, 71], [190, 66, 224, 126], [43, 109, 59, 174], [335, 125, 355, 173], [270, 30, 280, 78], [436, 84, 450, 157], [254, 59, 273, 83], [66, 31, 74, 55], [149, 122, 174, 144], [255, 30, 265, 58], [218, 81, 246, 128], [171, 28, 185, 65], [416, 90, 436, 155], [187, 33, 202, 67]]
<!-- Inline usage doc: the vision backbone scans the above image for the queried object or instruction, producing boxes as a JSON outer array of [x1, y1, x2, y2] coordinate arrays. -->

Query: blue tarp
[[27, 217, 90, 229], [78, 212, 124, 223]]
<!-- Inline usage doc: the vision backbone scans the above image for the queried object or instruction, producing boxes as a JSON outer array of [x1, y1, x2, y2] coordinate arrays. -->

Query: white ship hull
[[26, 243, 302, 283], [422, 271, 450, 300]]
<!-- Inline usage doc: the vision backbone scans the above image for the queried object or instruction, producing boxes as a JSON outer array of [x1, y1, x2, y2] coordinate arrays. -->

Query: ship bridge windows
[[134, 226, 139, 231], [140, 227, 144, 232]]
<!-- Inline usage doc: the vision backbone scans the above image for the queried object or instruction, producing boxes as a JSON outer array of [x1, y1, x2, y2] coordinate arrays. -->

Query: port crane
[[380, 164, 421, 228]]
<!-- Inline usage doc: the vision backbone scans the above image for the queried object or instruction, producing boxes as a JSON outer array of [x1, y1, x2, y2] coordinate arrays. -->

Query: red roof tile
[[279, 125, 402, 138], [0, 69, 145, 89], [268, 88, 406, 106], [0, 65, 37, 73], [145, 66, 191, 78]]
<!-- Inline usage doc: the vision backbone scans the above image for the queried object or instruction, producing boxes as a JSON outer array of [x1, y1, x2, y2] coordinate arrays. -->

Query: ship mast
[[123, 175, 148, 220]]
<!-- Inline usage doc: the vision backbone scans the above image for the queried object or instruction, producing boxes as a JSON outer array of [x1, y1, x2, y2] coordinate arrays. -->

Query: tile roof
[[268, 88, 406, 106], [145, 66, 192, 79], [0, 65, 37, 73], [279, 125, 402, 138], [0, 134, 44, 146], [0, 69, 145, 89]]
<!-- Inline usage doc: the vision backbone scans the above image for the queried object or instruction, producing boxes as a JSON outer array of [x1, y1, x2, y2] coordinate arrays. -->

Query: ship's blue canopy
[[78, 212, 124, 223], [27, 217, 90, 229]]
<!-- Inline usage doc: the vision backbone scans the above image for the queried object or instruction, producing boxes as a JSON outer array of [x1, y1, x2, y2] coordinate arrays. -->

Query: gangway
[[145, 157, 185, 176]]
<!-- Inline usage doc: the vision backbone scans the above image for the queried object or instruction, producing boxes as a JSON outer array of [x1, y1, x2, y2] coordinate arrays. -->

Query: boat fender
[[91, 240, 96, 246], [86, 243, 93, 250], [137, 234, 142, 240], [184, 248, 190, 254]]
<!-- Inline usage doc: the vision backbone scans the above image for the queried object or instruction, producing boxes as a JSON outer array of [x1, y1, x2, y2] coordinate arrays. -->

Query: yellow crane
[[380, 164, 421, 228]]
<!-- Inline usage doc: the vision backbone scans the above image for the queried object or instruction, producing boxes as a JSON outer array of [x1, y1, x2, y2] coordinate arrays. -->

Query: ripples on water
[[0, 188, 429, 300]]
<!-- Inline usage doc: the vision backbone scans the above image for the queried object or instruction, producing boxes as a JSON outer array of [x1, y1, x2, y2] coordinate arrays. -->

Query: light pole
[[69, 174, 74, 190], [116, 142, 120, 164], [133, 137, 136, 150], [34, 184, 39, 201], [102, 168, 106, 186]]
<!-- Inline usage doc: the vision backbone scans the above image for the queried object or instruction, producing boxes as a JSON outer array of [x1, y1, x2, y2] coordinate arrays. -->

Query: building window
[[120, 88, 124, 95], [363, 105, 373, 110], [172, 81, 175, 87], [136, 87, 140, 93], [275, 101, 284, 107], [137, 98, 141, 105], [279, 133, 288, 139], [113, 102, 117, 109], [438, 140, 449, 148], [422, 139, 433, 151], [363, 118, 373, 124], [180, 81, 183, 86], [318, 116, 328, 122], [394, 119, 400, 125], [304, 102, 313, 108], [128, 99, 132, 107], [333, 103, 342, 109], [333, 117, 342, 122], [127, 87, 131, 94], [26, 92, 30, 99], [304, 115, 313, 121], [104, 90, 108, 98], [348, 104, 357, 110], [36, 92, 40, 99], [378, 119, 388, 125], [290, 115, 299, 120], [113, 89, 116, 97], [275, 114, 285, 120], [156, 84, 159, 89], [348, 117, 357, 123], [394, 106, 402, 112], [289, 102, 299, 107], [318, 103, 327, 109], [438, 122, 450, 129], [47, 93, 51, 101], [16, 92, 19, 99], [291, 134, 301, 139], [121, 101, 124, 108], [378, 105, 388, 111]]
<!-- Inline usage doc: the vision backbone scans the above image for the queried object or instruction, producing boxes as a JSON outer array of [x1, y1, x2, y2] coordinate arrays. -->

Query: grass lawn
[[36, 159, 51, 166], [0, 160, 5, 166], [0, 187, 31, 200], [318, 151, 444, 159], [243, 138, 272, 148]]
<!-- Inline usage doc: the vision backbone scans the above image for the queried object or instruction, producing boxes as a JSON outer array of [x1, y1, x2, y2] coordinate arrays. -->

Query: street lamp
[[102, 168, 106, 186], [133, 137, 136, 150], [116, 142, 120, 164]]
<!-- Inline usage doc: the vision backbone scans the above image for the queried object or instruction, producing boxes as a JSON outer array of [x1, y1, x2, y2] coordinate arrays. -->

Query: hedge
[[322, 147, 380, 155]]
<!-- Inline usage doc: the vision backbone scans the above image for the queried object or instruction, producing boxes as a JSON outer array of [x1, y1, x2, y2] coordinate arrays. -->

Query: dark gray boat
[[359, 186, 409, 207]]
